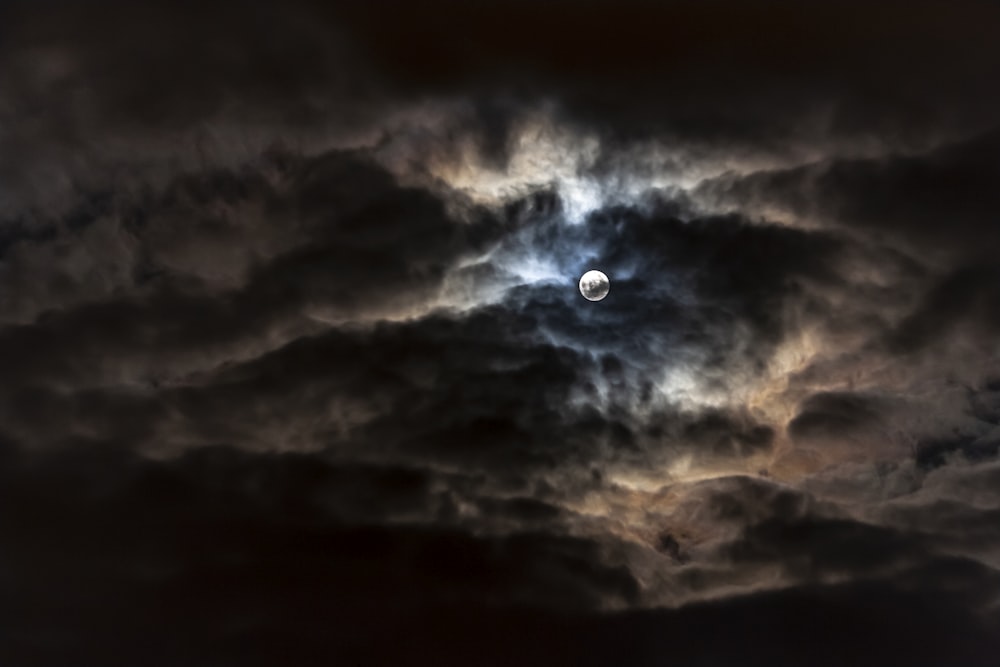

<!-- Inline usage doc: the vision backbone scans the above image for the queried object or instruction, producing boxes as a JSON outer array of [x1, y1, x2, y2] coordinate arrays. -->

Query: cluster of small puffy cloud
[[2, 0, 1000, 664]]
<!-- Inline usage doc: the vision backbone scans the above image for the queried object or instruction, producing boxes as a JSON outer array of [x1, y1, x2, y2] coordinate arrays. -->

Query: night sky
[[2, 1, 1000, 665]]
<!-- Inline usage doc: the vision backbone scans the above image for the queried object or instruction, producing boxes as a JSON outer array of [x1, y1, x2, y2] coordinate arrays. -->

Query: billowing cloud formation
[[1, 0, 999, 664]]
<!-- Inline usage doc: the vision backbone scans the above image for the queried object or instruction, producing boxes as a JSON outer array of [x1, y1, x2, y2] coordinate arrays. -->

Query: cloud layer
[[1, 0, 999, 664]]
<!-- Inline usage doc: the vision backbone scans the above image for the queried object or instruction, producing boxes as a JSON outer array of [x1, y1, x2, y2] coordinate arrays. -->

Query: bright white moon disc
[[579, 270, 610, 301]]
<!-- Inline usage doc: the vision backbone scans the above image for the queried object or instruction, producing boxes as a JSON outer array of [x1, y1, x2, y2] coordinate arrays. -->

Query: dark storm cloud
[[0, 1, 365, 130], [491, 197, 849, 392], [879, 461, 1000, 555], [0, 441, 639, 667], [3, 0, 999, 199], [0, 149, 501, 378], [885, 263, 1000, 355], [3, 0, 1000, 664], [788, 391, 888, 445], [589, 204, 847, 345], [699, 128, 1000, 260], [332, 0, 1000, 149], [3, 441, 999, 666], [815, 129, 1000, 255], [699, 127, 1000, 380], [655, 474, 1000, 630], [0, 140, 829, 491]]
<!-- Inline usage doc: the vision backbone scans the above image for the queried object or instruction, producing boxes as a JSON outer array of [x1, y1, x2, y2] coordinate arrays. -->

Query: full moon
[[579, 269, 610, 301]]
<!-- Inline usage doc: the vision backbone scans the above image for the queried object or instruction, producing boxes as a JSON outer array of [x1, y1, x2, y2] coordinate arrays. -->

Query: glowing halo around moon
[[579, 269, 610, 301]]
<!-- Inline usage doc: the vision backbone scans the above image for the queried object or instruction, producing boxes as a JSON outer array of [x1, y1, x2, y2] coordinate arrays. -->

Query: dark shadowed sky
[[2, 1, 1000, 665]]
